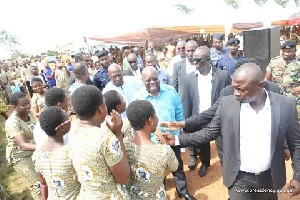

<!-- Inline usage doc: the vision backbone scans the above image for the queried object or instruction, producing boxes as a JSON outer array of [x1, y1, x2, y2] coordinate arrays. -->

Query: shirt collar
[[194, 66, 212, 76], [241, 89, 271, 110]]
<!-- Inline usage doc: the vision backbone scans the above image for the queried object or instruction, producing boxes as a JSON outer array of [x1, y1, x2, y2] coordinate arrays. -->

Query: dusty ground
[[165, 142, 300, 200]]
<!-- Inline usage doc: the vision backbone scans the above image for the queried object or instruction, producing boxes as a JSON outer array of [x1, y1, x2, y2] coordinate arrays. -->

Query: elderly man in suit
[[162, 63, 300, 200], [123, 53, 142, 77], [184, 46, 231, 176]]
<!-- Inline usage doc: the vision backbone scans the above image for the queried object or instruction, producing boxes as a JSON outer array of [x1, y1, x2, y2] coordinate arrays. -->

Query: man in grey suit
[[123, 53, 142, 76], [162, 63, 300, 200], [184, 46, 231, 176]]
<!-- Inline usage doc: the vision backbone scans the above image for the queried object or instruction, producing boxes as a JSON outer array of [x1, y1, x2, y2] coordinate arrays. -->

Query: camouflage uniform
[[266, 56, 300, 118], [0, 71, 11, 104]]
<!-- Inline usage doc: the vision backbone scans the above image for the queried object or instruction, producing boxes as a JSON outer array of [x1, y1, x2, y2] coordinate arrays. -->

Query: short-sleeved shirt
[[55, 68, 70, 93], [210, 46, 228, 68], [69, 123, 129, 199], [31, 94, 46, 112], [266, 56, 300, 105], [217, 54, 245, 77], [5, 111, 36, 163], [32, 145, 80, 200], [93, 66, 110, 91], [124, 139, 178, 199], [68, 82, 85, 96]]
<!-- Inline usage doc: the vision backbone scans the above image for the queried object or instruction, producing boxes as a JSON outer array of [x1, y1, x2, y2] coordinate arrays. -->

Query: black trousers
[[171, 146, 189, 195], [228, 169, 277, 200], [188, 142, 210, 166], [25, 81, 33, 97]]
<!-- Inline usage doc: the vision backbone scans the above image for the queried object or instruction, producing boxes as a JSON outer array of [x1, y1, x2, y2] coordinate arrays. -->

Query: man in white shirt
[[167, 40, 186, 79], [103, 63, 143, 118], [162, 63, 300, 200]]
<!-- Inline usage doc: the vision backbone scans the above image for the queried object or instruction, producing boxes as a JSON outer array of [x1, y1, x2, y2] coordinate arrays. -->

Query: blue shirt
[[210, 46, 228, 68], [67, 63, 73, 71], [216, 54, 245, 77], [132, 84, 184, 144], [93, 66, 110, 91], [137, 55, 144, 69], [45, 67, 56, 88], [157, 67, 171, 85]]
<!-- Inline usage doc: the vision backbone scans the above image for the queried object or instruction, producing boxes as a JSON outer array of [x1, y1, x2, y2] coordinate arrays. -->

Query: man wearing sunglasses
[[167, 40, 186, 79], [132, 66, 195, 200], [216, 38, 245, 77], [123, 53, 142, 77], [184, 46, 231, 176]]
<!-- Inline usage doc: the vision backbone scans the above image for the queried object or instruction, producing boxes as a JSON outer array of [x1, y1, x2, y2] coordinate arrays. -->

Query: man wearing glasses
[[123, 53, 142, 76], [167, 40, 186, 79], [132, 66, 195, 200], [145, 54, 171, 85], [184, 46, 231, 176]]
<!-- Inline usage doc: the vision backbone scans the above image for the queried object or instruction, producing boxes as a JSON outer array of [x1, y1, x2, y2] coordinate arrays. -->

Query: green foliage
[[173, 4, 195, 14], [223, 0, 240, 8], [46, 50, 57, 56], [0, 30, 20, 52], [225, 0, 300, 8], [11, 50, 26, 60]]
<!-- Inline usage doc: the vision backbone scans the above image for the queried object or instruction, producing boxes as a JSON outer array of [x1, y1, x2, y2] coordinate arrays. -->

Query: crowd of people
[[0, 34, 300, 200]]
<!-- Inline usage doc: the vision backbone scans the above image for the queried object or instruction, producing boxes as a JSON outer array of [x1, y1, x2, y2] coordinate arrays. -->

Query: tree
[[0, 30, 20, 52], [173, 4, 195, 14], [224, 0, 240, 9]]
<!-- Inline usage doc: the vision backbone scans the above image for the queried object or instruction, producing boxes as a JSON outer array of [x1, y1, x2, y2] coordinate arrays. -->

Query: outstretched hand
[[159, 121, 185, 131], [288, 180, 300, 196], [106, 109, 123, 137], [161, 132, 176, 146]]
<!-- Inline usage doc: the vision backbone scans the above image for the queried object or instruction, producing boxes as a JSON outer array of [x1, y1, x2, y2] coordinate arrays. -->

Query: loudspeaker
[[243, 26, 280, 75]]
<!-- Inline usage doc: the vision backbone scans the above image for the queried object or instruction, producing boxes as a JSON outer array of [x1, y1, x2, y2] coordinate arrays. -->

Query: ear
[[148, 117, 154, 126], [57, 102, 62, 108], [258, 81, 265, 89], [116, 104, 121, 111], [98, 104, 106, 114], [12, 105, 17, 109]]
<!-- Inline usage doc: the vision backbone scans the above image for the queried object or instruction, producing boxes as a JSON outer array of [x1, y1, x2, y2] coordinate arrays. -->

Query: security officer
[[216, 38, 245, 77], [210, 34, 228, 68], [93, 50, 111, 91], [265, 40, 300, 119]]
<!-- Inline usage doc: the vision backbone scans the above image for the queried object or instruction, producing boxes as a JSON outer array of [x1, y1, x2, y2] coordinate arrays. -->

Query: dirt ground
[[165, 142, 300, 200]]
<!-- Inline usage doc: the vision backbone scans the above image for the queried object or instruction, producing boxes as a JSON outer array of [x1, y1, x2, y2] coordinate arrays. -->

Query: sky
[[0, 0, 298, 59]]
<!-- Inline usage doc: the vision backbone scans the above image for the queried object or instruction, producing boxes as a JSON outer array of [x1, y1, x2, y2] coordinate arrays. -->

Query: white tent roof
[[285, 0, 299, 19], [235, 0, 264, 23], [262, 0, 287, 21]]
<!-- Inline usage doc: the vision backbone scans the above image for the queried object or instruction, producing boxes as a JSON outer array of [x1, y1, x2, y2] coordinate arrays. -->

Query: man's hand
[[284, 149, 291, 161], [161, 132, 176, 145], [155, 128, 167, 144], [106, 109, 123, 137], [159, 121, 185, 131], [288, 180, 300, 196], [291, 86, 300, 95]]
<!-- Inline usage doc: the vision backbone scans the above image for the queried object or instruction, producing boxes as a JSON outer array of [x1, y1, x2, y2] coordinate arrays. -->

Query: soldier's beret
[[226, 38, 240, 46], [213, 34, 224, 41], [96, 50, 108, 58], [281, 40, 297, 49]]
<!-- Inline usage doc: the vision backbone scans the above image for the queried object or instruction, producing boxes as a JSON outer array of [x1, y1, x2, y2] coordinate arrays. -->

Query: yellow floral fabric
[[124, 139, 178, 199], [69, 123, 129, 199], [33, 145, 80, 200]]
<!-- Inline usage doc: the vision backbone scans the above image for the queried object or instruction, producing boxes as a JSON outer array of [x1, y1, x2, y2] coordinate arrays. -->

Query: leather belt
[[241, 168, 270, 176]]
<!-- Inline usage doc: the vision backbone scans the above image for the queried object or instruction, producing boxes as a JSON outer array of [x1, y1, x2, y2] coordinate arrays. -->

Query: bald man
[[132, 66, 195, 200], [103, 63, 142, 118], [68, 62, 89, 95], [123, 53, 142, 76], [163, 63, 300, 200], [167, 40, 187, 78]]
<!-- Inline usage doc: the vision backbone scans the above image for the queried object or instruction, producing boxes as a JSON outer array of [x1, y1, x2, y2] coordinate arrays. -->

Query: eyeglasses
[[146, 60, 155, 64], [128, 60, 137, 64], [55, 117, 71, 131], [144, 77, 159, 83], [111, 74, 122, 79], [177, 47, 185, 51], [192, 57, 211, 64]]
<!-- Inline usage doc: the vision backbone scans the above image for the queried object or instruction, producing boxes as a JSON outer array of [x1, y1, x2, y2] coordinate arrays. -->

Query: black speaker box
[[243, 26, 280, 75]]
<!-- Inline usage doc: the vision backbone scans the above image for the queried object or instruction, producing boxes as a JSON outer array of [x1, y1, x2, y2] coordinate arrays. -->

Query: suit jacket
[[172, 59, 188, 101], [185, 81, 280, 133], [179, 92, 300, 189], [123, 68, 142, 76], [184, 67, 231, 119]]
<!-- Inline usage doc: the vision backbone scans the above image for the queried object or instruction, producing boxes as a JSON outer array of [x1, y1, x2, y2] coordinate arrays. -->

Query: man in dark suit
[[162, 62, 300, 200], [123, 53, 143, 76], [184, 46, 231, 176]]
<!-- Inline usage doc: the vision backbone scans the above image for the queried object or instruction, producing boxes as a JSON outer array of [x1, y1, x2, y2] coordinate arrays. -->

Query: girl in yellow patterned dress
[[69, 85, 130, 199], [31, 78, 46, 118], [33, 106, 80, 199], [124, 100, 179, 199], [5, 92, 41, 199]]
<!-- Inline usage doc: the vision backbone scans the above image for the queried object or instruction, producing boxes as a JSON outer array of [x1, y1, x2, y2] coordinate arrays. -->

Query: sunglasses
[[177, 47, 185, 51], [55, 117, 71, 131], [128, 60, 137, 64], [192, 57, 211, 64], [145, 77, 159, 83]]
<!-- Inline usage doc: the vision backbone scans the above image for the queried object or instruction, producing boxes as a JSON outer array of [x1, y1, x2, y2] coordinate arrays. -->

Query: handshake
[[154, 121, 186, 145]]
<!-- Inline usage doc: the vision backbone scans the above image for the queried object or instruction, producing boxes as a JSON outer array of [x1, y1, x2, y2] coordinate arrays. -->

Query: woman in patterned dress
[[125, 100, 179, 199], [31, 78, 46, 118], [33, 106, 80, 199], [5, 92, 41, 199], [69, 85, 130, 199]]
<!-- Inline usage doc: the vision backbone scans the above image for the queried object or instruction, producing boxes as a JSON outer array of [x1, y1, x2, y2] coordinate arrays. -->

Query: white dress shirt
[[186, 58, 195, 74], [195, 69, 212, 114], [239, 90, 271, 173], [167, 55, 183, 77]]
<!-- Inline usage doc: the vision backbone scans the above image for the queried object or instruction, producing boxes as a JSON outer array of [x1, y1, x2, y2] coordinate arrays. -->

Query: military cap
[[226, 38, 240, 46], [281, 40, 297, 49], [213, 34, 224, 41], [96, 50, 108, 58]]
